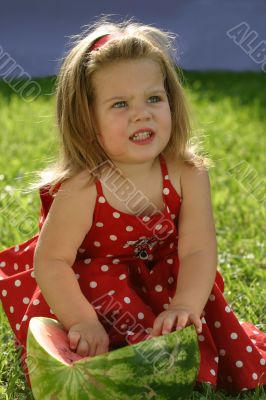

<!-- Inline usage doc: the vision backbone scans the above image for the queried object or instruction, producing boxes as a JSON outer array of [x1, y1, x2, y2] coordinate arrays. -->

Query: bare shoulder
[[180, 161, 211, 199], [35, 170, 97, 266]]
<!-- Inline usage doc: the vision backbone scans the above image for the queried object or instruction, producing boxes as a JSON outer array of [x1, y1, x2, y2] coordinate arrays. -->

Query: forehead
[[92, 58, 164, 96]]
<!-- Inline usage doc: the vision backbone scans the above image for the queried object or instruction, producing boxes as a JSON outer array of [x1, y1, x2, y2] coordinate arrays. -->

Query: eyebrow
[[103, 89, 166, 104]]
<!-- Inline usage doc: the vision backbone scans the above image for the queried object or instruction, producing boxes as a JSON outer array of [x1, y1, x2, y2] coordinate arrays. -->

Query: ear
[[96, 133, 104, 147]]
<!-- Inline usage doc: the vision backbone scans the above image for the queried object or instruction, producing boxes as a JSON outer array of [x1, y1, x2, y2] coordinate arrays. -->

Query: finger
[[151, 315, 165, 336], [189, 314, 202, 334], [176, 312, 189, 331], [76, 338, 90, 357], [68, 331, 81, 351], [95, 339, 109, 356], [161, 313, 178, 335]]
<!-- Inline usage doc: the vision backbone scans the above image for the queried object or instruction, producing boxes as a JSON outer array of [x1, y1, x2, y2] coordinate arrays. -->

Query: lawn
[[0, 71, 265, 399]]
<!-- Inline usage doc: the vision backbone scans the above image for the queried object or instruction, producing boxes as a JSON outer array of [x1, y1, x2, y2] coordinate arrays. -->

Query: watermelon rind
[[27, 317, 199, 400]]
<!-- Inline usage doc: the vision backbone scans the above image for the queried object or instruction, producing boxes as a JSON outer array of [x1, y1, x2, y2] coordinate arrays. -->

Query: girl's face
[[92, 58, 172, 165]]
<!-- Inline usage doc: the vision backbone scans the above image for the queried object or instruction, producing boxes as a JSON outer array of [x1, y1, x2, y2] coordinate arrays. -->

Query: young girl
[[0, 17, 265, 394]]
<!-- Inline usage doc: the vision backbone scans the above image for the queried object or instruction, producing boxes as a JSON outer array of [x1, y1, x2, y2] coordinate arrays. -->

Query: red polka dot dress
[[0, 154, 265, 392]]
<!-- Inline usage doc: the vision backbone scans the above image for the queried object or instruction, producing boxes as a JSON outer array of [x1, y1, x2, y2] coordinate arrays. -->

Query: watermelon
[[27, 317, 199, 400]]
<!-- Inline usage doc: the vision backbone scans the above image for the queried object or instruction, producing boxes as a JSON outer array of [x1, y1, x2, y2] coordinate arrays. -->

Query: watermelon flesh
[[27, 317, 200, 400]]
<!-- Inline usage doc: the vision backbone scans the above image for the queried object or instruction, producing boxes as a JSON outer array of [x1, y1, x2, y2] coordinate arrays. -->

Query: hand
[[151, 304, 202, 337], [68, 318, 110, 357]]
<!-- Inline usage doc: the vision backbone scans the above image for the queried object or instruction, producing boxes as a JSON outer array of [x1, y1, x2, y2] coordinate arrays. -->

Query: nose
[[131, 104, 151, 122]]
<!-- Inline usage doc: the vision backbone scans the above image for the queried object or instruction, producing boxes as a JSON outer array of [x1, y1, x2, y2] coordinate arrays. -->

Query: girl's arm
[[34, 171, 98, 330], [172, 163, 218, 316]]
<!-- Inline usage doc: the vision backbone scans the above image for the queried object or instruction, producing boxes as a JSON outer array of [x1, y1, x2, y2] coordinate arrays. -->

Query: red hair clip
[[90, 33, 123, 51]]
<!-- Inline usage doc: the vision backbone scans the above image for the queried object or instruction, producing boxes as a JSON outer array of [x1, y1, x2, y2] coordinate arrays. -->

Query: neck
[[111, 156, 159, 183]]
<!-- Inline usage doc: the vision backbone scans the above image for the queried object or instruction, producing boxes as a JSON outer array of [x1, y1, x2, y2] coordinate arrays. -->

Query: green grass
[[0, 71, 265, 399]]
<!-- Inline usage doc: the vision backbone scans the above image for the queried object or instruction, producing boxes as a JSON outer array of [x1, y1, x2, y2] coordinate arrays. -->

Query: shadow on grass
[[0, 76, 57, 103], [181, 70, 266, 109]]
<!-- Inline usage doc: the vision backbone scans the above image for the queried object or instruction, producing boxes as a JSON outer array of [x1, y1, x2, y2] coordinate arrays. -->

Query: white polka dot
[[241, 388, 248, 391], [138, 312, 144, 320], [236, 360, 243, 368], [14, 245, 20, 252], [124, 297, 131, 304], [209, 294, 215, 301], [16, 324, 20, 331], [246, 346, 253, 353], [166, 258, 173, 264], [126, 226, 133, 232], [78, 248, 85, 253], [112, 258, 120, 264], [171, 214, 176, 220], [145, 327, 153, 334], [33, 299, 40, 306], [164, 175, 169, 180], [75, 274, 80, 280], [15, 280, 21, 287], [168, 277, 174, 284], [31, 271, 35, 278], [24, 246, 30, 252], [119, 274, 126, 280], [198, 335, 205, 342], [110, 235, 117, 241], [252, 373, 258, 380], [94, 241, 101, 247], [98, 196, 106, 203], [142, 216, 150, 222], [210, 369, 216, 376], [225, 306, 231, 313], [22, 315, 28, 322], [84, 258, 91, 264], [0, 261, 6, 268], [169, 242, 174, 248], [201, 317, 206, 324], [25, 264, 30, 270], [50, 309, 54, 314], [89, 281, 97, 288], [214, 357, 219, 363], [163, 187, 170, 195], [155, 224, 162, 230], [14, 263, 19, 270], [219, 349, 226, 356], [260, 358, 266, 365], [108, 290, 115, 296], [2, 290, 7, 297], [10, 306, 14, 313], [230, 332, 238, 340], [155, 285, 163, 292], [113, 212, 120, 218], [163, 304, 169, 310], [96, 222, 104, 227], [252, 330, 259, 335], [101, 265, 109, 272], [23, 297, 30, 304], [214, 321, 221, 328]]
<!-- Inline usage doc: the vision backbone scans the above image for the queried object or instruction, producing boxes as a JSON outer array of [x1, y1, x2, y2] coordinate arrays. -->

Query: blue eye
[[148, 96, 161, 103], [113, 101, 127, 108]]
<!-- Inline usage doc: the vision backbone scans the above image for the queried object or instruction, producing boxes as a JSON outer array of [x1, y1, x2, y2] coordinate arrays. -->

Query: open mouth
[[129, 131, 154, 142]]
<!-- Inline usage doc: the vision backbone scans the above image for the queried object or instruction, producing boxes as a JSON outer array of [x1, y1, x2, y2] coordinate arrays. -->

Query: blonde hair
[[29, 16, 212, 195]]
